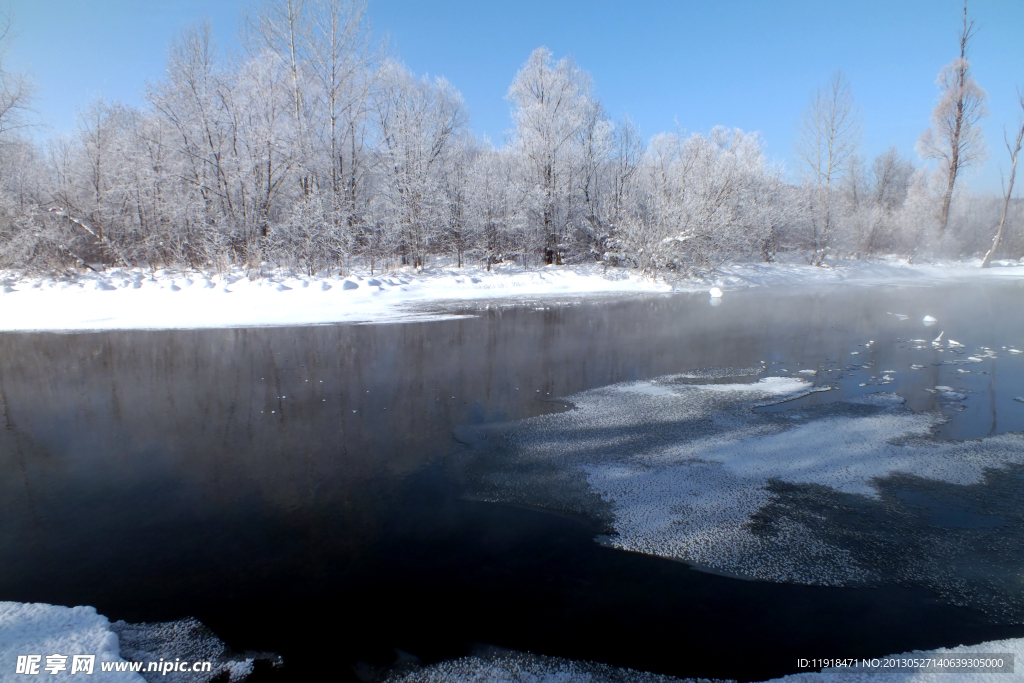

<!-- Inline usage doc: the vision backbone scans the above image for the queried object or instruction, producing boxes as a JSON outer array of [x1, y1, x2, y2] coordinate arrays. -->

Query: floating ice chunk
[[798, 369, 818, 375], [1009, 349, 1022, 354], [923, 315, 938, 324], [1015, 397, 1024, 403], [948, 339, 963, 347], [894, 313, 909, 321], [709, 287, 723, 298]]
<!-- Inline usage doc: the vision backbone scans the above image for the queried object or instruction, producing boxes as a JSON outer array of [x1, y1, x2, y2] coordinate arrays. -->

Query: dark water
[[2, 281, 1024, 681]]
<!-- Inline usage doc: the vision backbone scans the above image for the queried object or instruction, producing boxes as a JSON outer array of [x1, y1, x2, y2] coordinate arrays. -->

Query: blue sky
[[7, 0, 1024, 193]]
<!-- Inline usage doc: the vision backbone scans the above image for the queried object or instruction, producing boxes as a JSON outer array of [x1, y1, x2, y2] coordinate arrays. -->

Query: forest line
[[0, 0, 1021, 277]]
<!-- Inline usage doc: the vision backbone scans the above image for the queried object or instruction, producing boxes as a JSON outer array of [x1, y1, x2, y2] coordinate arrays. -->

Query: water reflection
[[0, 280, 1022, 681]]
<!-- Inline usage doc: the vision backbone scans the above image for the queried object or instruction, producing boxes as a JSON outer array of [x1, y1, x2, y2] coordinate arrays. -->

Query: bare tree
[[981, 88, 1024, 268], [795, 70, 861, 264], [917, 1, 988, 233]]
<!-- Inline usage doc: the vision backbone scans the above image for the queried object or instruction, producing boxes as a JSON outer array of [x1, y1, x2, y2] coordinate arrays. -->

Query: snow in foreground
[[1, 259, 1021, 332], [2, 601, 1020, 682], [0, 602, 259, 682], [0, 602, 140, 682], [382, 641, 1024, 683]]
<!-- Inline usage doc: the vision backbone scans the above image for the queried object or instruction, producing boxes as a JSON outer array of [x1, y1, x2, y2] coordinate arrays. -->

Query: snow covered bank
[[382, 639, 1024, 683], [0, 602, 142, 681], [1, 258, 1021, 332], [0, 263, 669, 332], [0, 602, 265, 682]]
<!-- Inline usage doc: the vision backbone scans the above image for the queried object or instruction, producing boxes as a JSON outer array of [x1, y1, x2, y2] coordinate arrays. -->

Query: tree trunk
[[982, 103, 1023, 268]]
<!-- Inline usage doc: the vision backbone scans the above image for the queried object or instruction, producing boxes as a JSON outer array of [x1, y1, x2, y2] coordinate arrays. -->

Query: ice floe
[[472, 373, 1024, 598]]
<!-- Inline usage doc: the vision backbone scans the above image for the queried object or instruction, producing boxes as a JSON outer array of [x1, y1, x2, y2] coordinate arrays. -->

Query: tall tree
[[507, 47, 600, 264], [917, 1, 988, 233], [981, 89, 1024, 268], [371, 61, 466, 268]]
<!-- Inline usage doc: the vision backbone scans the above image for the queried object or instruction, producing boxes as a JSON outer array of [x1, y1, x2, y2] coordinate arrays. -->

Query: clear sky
[[6, 0, 1024, 193]]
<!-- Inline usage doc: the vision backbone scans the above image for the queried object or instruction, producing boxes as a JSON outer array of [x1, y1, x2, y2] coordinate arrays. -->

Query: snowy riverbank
[[1, 258, 1022, 333]]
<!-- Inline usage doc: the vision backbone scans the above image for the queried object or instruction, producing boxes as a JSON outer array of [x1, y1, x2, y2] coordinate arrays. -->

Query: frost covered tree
[[795, 71, 861, 264], [507, 47, 601, 264], [2, 4, 1016, 278], [370, 61, 466, 268], [917, 1, 988, 233], [305, 0, 376, 224], [858, 146, 916, 254], [0, 8, 51, 270], [465, 144, 521, 269], [610, 127, 785, 275]]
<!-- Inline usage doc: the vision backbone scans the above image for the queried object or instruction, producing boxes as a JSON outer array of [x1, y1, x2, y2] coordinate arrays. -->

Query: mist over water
[[1, 280, 1023, 681]]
